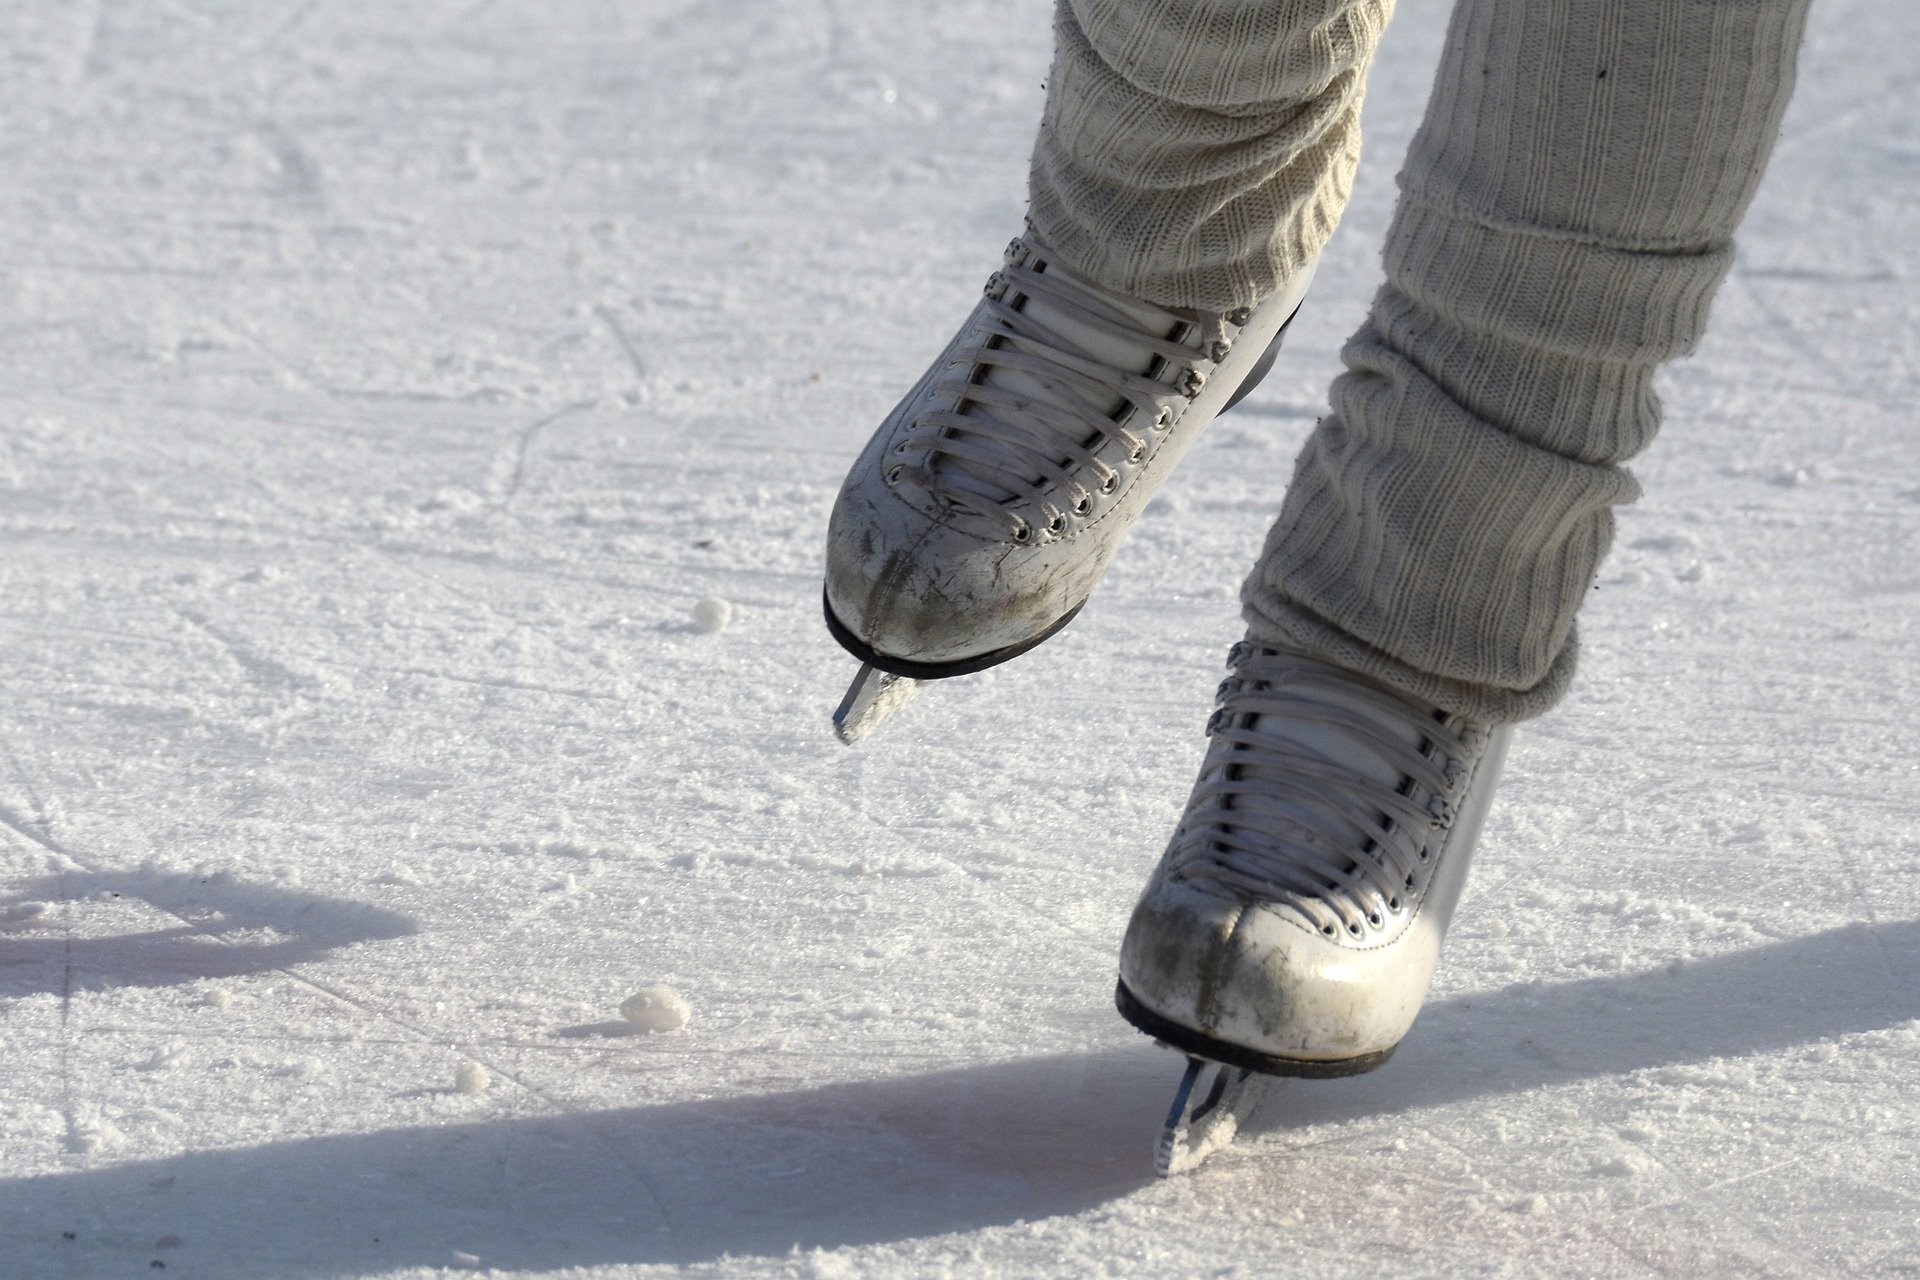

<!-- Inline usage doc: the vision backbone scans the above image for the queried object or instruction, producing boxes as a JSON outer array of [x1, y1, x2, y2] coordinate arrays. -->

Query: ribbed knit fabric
[[1237, 0, 1813, 721], [1028, 0, 1393, 311]]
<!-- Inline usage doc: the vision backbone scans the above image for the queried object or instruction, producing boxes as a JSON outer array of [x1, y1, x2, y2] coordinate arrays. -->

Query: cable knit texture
[[1239, 0, 1812, 721], [1028, 0, 1393, 311]]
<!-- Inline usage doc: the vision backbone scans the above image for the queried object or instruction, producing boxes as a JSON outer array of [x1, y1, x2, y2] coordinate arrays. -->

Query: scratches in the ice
[[0, 795, 62, 859], [253, 123, 329, 215], [218, 0, 324, 66], [0, 757, 681, 1243], [483, 400, 590, 508], [594, 306, 647, 386], [174, 607, 312, 693], [69, 0, 109, 85]]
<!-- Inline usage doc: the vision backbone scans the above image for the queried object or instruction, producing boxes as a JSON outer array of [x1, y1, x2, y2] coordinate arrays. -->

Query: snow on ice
[[621, 985, 692, 1034]]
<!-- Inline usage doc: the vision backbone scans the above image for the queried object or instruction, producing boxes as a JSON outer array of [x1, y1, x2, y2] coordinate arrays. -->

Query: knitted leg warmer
[[1243, 0, 1813, 721], [1027, 0, 1394, 311]]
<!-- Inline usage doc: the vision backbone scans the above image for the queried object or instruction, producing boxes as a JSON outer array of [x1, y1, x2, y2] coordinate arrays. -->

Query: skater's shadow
[[0, 869, 416, 998], [2, 920, 1914, 1275]]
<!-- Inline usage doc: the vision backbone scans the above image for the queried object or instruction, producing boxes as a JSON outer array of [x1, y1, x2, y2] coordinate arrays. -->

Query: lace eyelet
[[886, 466, 903, 485], [1153, 406, 1172, 430], [1368, 911, 1384, 928], [1045, 514, 1066, 536], [1010, 521, 1031, 543], [1098, 475, 1117, 495], [1072, 494, 1093, 516]]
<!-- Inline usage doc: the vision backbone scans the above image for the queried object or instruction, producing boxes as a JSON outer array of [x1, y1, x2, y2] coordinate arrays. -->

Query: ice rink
[[2, 1, 1915, 1275]]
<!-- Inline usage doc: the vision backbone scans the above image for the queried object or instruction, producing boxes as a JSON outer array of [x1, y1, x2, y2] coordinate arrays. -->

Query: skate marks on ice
[[0, 869, 415, 999], [3, 920, 1915, 1275]]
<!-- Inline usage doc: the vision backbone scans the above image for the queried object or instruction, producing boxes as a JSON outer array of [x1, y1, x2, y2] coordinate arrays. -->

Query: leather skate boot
[[825, 234, 1312, 680], [1118, 642, 1512, 1075]]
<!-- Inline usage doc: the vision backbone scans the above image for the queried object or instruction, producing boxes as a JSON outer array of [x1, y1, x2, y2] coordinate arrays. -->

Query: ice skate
[[1118, 642, 1511, 1173], [824, 234, 1313, 742]]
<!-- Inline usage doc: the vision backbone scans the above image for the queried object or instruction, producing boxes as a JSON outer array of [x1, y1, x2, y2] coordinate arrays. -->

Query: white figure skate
[[1118, 642, 1511, 1174], [824, 234, 1313, 743]]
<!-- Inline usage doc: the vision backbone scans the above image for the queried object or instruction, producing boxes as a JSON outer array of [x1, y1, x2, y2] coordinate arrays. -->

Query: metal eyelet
[[1153, 406, 1173, 430], [1045, 514, 1066, 536], [1072, 493, 1093, 516], [1226, 307, 1253, 327], [1009, 520, 1031, 543], [1098, 474, 1117, 495], [886, 466, 903, 485]]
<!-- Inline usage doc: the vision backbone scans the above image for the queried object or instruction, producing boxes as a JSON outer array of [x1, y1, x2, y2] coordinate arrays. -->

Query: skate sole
[[822, 590, 1086, 680], [1116, 980, 1396, 1079]]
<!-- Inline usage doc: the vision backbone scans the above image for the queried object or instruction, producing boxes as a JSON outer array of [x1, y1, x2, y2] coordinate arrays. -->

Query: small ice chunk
[[620, 985, 691, 1033], [690, 597, 733, 633], [203, 989, 235, 1010], [454, 1062, 491, 1094]]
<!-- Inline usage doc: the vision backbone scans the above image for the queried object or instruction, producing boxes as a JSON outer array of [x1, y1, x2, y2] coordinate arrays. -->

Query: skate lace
[[1176, 645, 1483, 940], [891, 238, 1240, 539]]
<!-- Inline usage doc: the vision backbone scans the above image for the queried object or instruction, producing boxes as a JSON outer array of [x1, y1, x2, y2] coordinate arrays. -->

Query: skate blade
[[832, 663, 921, 745], [1156, 1054, 1259, 1178]]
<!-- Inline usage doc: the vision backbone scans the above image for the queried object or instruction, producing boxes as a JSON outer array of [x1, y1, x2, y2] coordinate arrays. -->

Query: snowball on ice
[[454, 1062, 491, 1094], [620, 985, 691, 1033], [690, 596, 733, 633]]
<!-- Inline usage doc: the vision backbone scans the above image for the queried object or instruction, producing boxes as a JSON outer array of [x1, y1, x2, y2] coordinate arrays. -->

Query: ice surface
[[0, 1, 1915, 1277]]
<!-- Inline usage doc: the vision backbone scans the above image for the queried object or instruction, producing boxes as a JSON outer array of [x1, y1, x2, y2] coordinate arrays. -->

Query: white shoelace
[[1174, 645, 1486, 939], [889, 238, 1242, 539]]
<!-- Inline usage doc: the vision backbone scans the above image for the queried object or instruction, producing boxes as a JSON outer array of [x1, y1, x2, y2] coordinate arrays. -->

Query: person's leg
[[824, 0, 1394, 702], [1029, 0, 1393, 310], [1121, 0, 1813, 1071], [1244, 0, 1815, 723]]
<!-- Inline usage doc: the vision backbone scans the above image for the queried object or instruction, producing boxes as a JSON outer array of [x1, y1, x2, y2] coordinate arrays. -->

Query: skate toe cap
[[1118, 875, 1431, 1064], [823, 494, 1082, 672]]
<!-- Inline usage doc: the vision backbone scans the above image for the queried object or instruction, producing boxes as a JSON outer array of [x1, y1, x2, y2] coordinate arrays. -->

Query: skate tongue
[[1226, 655, 1437, 848], [936, 254, 1186, 507]]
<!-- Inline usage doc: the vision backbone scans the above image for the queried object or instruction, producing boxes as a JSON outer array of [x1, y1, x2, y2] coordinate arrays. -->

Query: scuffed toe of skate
[[823, 501, 1079, 674], [1118, 874, 1419, 1068]]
